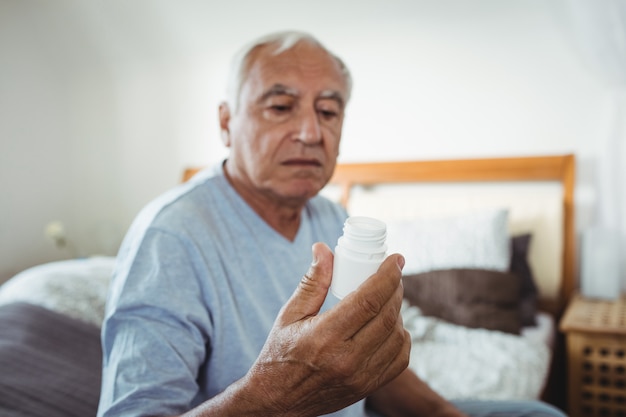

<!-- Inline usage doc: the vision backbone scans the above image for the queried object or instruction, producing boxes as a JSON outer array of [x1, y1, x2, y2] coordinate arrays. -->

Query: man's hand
[[179, 243, 409, 417], [242, 242, 410, 416]]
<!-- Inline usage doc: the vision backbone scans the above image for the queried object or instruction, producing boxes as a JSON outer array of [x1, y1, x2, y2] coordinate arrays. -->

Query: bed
[[0, 154, 575, 416]]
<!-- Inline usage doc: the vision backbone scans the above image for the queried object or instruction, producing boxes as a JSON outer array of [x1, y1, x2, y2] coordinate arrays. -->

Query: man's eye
[[270, 104, 292, 113], [318, 109, 339, 120]]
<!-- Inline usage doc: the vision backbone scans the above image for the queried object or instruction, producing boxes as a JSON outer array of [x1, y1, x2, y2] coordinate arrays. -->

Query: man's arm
[[175, 242, 411, 417], [366, 368, 467, 417]]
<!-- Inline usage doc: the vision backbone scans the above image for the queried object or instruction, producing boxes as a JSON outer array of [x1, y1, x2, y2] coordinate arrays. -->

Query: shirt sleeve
[[98, 227, 212, 417]]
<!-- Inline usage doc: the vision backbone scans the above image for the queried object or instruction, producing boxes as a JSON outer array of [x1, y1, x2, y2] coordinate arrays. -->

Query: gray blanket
[[0, 302, 102, 417]]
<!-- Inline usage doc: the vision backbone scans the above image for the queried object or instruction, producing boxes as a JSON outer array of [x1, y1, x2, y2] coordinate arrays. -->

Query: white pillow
[[0, 256, 115, 327], [386, 208, 510, 275]]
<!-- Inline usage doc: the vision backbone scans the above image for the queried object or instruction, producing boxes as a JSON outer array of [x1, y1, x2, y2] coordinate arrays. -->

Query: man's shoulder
[[129, 168, 226, 235]]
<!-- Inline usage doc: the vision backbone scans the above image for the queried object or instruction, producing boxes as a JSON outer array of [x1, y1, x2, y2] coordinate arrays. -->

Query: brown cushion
[[402, 269, 522, 334], [509, 234, 538, 326]]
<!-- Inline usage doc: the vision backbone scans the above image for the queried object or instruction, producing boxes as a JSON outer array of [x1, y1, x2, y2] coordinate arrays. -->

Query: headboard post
[[561, 154, 577, 309]]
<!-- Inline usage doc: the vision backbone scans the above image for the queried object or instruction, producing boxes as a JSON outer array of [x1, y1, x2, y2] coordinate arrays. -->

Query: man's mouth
[[281, 158, 322, 167]]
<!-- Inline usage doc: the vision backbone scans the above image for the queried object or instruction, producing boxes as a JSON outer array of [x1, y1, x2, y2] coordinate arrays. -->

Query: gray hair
[[225, 30, 353, 111]]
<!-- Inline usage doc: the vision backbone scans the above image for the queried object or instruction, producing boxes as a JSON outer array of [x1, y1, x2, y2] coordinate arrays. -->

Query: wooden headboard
[[182, 154, 576, 314], [329, 154, 576, 315]]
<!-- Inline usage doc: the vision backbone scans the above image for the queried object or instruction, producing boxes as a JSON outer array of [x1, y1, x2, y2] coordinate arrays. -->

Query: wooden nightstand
[[559, 294, 626, 417]]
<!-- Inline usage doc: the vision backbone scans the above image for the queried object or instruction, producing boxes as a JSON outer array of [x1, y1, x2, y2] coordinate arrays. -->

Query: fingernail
[[397, 255, 405, 270], [311, 245, 319, 266]]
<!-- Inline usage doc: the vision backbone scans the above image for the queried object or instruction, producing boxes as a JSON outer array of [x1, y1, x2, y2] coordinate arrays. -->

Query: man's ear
[[219, 102, 232, 147]]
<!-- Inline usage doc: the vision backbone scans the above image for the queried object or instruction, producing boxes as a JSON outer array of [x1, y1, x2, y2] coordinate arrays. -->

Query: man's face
[[221, 41, 348, 205]]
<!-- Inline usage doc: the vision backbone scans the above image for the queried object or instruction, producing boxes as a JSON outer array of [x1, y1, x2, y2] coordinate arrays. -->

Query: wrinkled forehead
[[242, 41, 348, 102]]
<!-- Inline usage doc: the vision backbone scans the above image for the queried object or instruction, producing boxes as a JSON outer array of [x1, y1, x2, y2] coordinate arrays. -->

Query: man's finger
[[276, 242, 334, 325], [324, 253, 405, 339]]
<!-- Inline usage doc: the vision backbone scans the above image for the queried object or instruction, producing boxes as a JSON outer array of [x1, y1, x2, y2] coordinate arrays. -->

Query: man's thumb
[[279, 242, 334, 323]]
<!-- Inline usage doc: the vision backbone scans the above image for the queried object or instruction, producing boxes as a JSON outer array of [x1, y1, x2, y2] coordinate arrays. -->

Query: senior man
[[98, 31, 566, 417]]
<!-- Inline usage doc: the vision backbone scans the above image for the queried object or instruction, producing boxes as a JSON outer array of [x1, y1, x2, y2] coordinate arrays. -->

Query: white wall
[[0, 0, 614, 283]]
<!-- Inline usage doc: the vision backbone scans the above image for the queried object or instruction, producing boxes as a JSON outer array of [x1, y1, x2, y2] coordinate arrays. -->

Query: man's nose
[[294, 108, 322, 145]]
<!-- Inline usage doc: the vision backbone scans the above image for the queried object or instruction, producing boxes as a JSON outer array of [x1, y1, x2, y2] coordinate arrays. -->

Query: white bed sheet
[[402, 301, 553, 401], [522, 311, 555, 350]]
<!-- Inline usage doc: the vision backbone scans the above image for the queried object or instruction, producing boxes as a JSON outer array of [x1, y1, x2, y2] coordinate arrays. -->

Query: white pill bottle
[[331, 216, 388, 299]]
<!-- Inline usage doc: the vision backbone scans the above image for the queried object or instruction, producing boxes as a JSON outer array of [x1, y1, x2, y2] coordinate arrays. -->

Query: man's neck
[[223, 164, 304, 241]]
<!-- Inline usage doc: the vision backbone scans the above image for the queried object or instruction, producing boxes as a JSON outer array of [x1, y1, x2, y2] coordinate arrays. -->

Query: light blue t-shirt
[[97, 165, 369, 416]]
